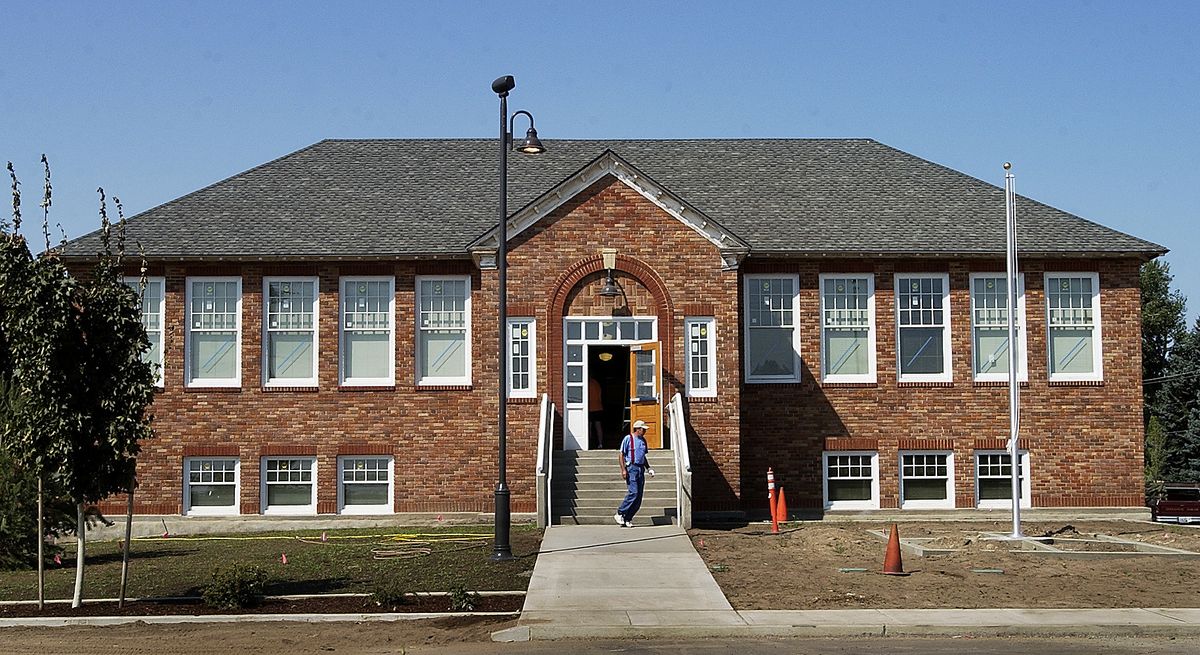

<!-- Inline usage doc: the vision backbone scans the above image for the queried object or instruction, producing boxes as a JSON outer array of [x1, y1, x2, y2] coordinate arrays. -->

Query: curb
[[0, 590, 525, 606], [0, 611, 520, 628], [509, 623, 1200, 640]]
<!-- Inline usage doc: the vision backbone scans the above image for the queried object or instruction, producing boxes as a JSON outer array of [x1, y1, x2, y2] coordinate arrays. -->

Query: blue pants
[[617, 466, 645, 521]]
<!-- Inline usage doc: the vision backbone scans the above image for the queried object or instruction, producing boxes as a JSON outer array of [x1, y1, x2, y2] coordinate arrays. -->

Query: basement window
[[822, 452, 879, 510], [338, 456, 394, 514], [899, 451, 954, 509], [183, 457, 239, 516], [975, 451, 1031, 509], [261, 457, 317, 515]]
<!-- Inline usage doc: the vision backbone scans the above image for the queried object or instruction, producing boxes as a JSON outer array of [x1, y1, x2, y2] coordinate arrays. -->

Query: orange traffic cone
[[776, 487, 788, 524], [882, 523, 907, 575]]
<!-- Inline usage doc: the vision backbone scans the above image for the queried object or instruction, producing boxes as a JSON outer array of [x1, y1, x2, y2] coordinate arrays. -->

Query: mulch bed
[[0, 594, 523, 618]]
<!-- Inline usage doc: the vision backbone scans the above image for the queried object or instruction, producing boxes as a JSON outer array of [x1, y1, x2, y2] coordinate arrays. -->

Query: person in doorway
[[588, 377, 605, 448], [614, 420, 655, 527]]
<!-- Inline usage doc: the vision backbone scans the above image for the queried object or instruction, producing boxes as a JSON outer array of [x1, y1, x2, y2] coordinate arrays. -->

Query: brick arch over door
[[546, 254, 676, 421]]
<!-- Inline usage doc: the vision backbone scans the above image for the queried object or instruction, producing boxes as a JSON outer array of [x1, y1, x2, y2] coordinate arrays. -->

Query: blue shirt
[[621, 433, 649, 468]]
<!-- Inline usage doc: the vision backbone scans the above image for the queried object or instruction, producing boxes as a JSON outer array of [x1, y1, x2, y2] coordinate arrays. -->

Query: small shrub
[[448, 585, 480, 612], [202, 564, 268, 610], [0, 446, 72, 571], [368, 579, 411, 611]]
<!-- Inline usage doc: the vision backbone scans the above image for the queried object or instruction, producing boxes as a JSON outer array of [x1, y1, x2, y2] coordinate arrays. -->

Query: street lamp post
[[491, 75, 544, 561]]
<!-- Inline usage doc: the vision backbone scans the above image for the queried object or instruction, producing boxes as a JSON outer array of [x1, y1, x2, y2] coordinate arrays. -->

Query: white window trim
[[415, 274, 472, 386], [818, 274, 877, 383], [743, 273, 801, 383], [1044, 272, 1104, 382], [974, 450, 1032, 509], [337, 455, 396, 515], [822, 451, 880, 510], [506, 317, 537, 399], [260, 456, 318, 516], [263, 276, 320, 388], [894, 273, 953, 383], [969, 273, 1028, 383], [684, 316, 718, 398], [899, 450, 955, 509], [339, 276, 396, 386], [125, 275, 166, 388], [184, 276, 242, 388], [182, 457, 240, 516]]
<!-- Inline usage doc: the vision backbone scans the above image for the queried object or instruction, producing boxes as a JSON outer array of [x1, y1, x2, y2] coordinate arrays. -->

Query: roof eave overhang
[[469, 150, 751, 271], [745, 249, 1167, 261], [57, 252, 473, 263]]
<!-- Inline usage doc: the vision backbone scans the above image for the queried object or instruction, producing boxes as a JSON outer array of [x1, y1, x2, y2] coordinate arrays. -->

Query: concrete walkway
[[495, 523, 1200, 641]]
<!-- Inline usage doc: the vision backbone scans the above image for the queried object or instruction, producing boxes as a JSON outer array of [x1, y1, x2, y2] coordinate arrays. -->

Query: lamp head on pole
[[492, 75, 515, 96], [516, 126, 546, 154]]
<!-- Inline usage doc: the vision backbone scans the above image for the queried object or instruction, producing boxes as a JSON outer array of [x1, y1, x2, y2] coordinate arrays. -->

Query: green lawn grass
[[0, 525, 542, 601]]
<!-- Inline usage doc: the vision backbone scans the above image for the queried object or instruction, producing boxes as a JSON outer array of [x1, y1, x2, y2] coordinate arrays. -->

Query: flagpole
[[1004, 162, 1023, 539]]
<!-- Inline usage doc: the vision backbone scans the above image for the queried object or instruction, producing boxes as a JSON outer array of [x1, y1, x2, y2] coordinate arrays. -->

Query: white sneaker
[[613, 513, 624, 526], [624, 520, 634, 528]]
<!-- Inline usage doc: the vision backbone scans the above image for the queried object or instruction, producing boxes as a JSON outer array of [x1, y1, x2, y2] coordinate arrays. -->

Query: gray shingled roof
[[60, 139, 1165, 259]]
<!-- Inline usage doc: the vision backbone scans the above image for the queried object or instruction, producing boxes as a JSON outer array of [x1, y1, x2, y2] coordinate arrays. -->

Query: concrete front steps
[[551, 449, 677, 526]]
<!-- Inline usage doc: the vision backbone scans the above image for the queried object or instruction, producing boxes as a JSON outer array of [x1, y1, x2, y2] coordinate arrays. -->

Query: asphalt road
[[422, 636, 1200, 654], [3, 623, 1199, 655]]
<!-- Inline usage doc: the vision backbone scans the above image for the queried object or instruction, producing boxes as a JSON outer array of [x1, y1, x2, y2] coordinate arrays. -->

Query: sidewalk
[[494, 523, 1200, 641]]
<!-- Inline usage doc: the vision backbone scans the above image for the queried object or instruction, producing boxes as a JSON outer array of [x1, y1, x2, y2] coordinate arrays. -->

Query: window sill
[[973, 380, 1030, 388], [507, 396, 538, 405], [262, 385, 320, 393], [183, 386, 242, 393], [1047, 379, 1104, 387], [686, 396, 719, 403], [416, 385, 473, 392], [337, 385, 396, 392], [896, 381, 954, 388], [744, 382, 803, 388], [820, 381, 879, 389]]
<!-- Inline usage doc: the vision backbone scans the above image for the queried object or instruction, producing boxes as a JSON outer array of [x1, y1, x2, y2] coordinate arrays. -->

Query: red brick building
[[62, 139, 1163, 520]]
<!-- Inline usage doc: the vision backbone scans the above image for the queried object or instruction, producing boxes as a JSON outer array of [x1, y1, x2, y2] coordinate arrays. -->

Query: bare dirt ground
[[690, 520, 1200, 610]]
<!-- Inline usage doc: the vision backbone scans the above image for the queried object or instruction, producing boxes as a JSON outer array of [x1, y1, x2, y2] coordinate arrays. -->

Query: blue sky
[[2, 2, 1197, 319]]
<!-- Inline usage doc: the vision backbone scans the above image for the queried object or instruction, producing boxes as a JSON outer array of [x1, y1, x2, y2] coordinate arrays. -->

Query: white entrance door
[[563, 316, 657, 451]]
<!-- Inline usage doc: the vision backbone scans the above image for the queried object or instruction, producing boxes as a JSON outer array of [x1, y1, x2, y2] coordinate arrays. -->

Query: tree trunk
[[36, 476, 44, 611], [118, 472, 135, 609], [71, 502, 85, 608]]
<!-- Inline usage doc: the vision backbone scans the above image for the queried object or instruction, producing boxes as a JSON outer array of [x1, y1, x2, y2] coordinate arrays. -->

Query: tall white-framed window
[[264, 277, 318, 387], [416, 275, 471, 386], [685, 317, 717, 397], [744, 274, 800, 383], [124, 276, 165, 387], [899, 451, 955, 509], [506, 318, 536, 398], [970, 273, 1027, 382], [975, 450, 1031, 509], [822, 451, 879, 510], [260, 457, 317, 515], [337, 456, 395, 514], [185, 277, 242, 387], [895, 273, 952, 382], [819, 274, 876, 383], [1045, 272, 1103, 381], [339, 276, 395, 386], [183, 457, 239, 516]]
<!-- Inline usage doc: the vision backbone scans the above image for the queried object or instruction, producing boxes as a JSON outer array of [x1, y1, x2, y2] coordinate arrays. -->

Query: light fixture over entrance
[[599, 247, 621, 297]]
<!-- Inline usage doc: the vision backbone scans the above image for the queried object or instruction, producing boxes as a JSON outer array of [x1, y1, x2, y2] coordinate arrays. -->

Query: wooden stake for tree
[[118, 470, 135, 609], [37, 476, 44, 611], [71, 502, 84, 608]]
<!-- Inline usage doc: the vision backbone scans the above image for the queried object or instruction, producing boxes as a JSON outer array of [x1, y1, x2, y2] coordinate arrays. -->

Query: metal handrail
[[669, 393, 693, 529], [535, 393, 554, 527]]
